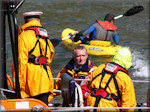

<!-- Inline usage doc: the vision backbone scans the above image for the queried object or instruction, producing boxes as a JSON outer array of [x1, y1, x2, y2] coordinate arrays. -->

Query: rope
[[0, 88, 15, 93]]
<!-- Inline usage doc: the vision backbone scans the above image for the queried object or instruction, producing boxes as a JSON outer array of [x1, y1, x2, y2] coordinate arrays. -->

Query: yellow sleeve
[[48, 68, 67, 103], [121, 78, 136, 111], [18, 32, 29, 91], [87, 64, 105, 89], [54, 68, 67, 90], [47, 39, 54, 64]]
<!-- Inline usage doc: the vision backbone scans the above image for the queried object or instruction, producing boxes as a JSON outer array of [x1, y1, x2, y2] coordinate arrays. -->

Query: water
[[5, 0, 149, 104]]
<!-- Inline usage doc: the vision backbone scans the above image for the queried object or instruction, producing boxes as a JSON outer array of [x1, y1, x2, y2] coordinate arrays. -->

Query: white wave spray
[[132, 50, 149, 78]]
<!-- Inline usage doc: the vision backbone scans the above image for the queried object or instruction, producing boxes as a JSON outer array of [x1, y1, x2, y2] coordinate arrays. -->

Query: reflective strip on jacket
[[86, 64, 136, 112], [18, 20, 54, 97], [54, 59, 97, 90]]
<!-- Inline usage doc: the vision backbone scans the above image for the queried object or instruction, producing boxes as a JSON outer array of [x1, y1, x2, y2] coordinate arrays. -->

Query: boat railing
[[0, 79, 150, 112], [1, 76, 149, 111], [53, 78, 150, 83], [52, 77, 150, 112]]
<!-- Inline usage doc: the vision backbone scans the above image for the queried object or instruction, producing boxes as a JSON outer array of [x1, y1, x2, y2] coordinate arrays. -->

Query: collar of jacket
[[96, 20, 117, 30], [21, 20, 42, 30], [65, 58, 91, 72]]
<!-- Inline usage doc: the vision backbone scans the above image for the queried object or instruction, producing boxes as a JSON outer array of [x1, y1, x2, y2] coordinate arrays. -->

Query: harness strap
[[38, 40, 43, 56], [105, 30, 108, 41], [45, 38, 49, 57], [42, 64, 50, 80], [113, 75, 121, 101], [111, 94, 121, 101], [104, 73, 115, 90], [26, 26, 51, 80], [92, 70, 107, 111], [29, 39, 39, 54], [92, 69, 122, 108], [92, 88, 114, 112], [94, 95, 102, 112], [92, 72, 102, 82], [99, 70, 106, 89]]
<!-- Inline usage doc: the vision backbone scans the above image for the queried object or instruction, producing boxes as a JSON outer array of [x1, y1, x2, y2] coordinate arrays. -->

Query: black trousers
[[30, 92, 50, 105]]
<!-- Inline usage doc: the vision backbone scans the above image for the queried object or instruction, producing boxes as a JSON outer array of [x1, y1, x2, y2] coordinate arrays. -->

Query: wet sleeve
[[112, 34, 119, 45], [47, 40, 54, 64], [86, 25, 95, 34], [121, 79, 136, 111], [81, 25, 95, 36], [18, 33, 29, 90], [77, 25, 95, 43]]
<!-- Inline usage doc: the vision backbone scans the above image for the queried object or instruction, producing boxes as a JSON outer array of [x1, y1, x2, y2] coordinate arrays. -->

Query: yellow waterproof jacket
[[48, 59, 97, 102], [54, 59, 97, 90], [86, 64, 136, 112], [18, 20, 54, 97]]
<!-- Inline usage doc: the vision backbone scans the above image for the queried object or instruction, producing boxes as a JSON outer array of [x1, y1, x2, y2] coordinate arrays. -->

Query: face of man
[[73, 49, 88, 68]]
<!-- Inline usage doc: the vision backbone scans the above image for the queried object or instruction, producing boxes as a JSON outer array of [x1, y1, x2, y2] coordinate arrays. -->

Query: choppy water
[[5, 0, 149, 104]]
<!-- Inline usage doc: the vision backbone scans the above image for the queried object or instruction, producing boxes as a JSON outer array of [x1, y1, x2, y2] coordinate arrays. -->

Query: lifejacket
[[65, 58, 93, 100], [65, 58, 93, 79], [97, 20, 117, 31], [91, 62, 129, 109], [97, 20, 117, 41], [24, 26, 51, 80]]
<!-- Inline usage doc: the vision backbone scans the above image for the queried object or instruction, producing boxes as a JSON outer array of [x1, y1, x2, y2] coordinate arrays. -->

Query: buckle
[[35, 57, 39, 64], [91, 89, 97, 97], [105, 94, 112, 100]]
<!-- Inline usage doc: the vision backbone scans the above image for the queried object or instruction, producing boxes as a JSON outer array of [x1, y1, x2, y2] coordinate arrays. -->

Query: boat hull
[[1, 98, 51, 112]]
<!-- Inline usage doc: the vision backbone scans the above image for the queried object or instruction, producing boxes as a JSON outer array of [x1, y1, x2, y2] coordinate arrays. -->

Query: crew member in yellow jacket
[[86, 47, 136, 112], [18, 11, 54, 105], [50, 46, 97, 102]]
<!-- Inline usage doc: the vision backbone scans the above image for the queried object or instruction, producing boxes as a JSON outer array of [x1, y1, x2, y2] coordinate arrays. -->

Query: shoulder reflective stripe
[[24, 26, 49, 38], [38, 27, 48, 37], [105, 63, 117, 73], [89, 67, 94, 73], [104, 62, 129, 75]]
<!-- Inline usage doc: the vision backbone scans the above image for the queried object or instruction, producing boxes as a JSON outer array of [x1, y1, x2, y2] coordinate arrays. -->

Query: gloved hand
[[73, 32, 83, 42]]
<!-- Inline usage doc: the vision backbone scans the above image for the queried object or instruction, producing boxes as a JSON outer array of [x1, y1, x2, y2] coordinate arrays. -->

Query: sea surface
[[5, 0, 149, 105]]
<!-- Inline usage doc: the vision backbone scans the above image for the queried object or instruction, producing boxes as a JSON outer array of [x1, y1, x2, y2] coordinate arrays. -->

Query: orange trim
[[1, 98, 51, 111], [18, 26, 22, 35], [97, 20, 117, 30], [6, 74, 14, 91]]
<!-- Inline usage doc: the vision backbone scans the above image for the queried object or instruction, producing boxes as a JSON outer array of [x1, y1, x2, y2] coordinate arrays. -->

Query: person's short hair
[[73, 46, 87, 56], [104, 13, 114, 22]]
